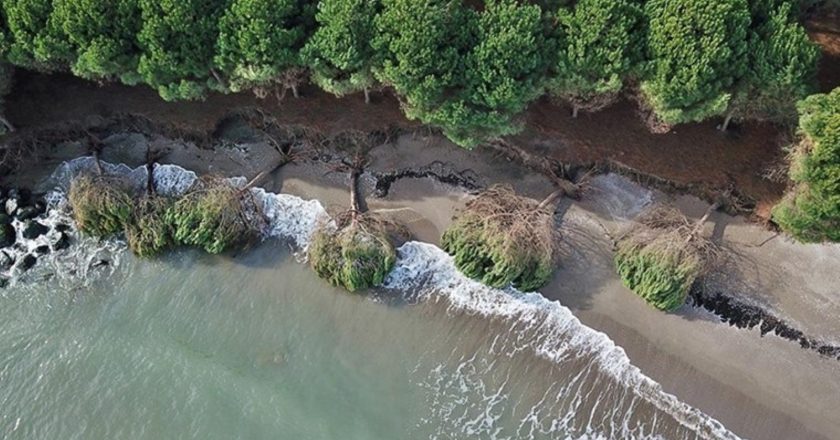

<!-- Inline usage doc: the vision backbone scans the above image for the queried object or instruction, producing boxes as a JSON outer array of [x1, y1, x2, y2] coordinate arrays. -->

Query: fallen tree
[[614, 203, 721, 311], [308, 157, 405, 292], [441, 184, 566, 291]]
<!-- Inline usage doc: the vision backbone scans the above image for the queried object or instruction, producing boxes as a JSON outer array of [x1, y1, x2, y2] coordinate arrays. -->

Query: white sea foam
[[384, 242, 740, 440], [17, 157, 738, 439]]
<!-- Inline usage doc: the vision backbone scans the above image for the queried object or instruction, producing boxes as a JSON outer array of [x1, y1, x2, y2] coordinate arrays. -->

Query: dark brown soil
[[3, 15, 838, 221]]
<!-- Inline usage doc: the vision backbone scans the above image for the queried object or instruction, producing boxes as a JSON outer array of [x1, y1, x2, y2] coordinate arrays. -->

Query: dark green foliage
[[68, 174, 133, 238], [615, 232, 700, 311], [729, 0, 820, 126], [641, 0, 751, 125], [308, 213, 396, 292], [375, 0, 548, 148], [137, 0, 227, 100], [441, 186, 557, 291], [215, 0, 314, 94], [124, 195, 173, 257], [425, 0, 549, 147], [1, 0, 72, 69], [52, 0, 142, 83], [165, 177, 262, 254], [302, 0, 379, 98], [773, 87, 840, 242], [373, 0, 473, 119], [551, 0, 645, 115]]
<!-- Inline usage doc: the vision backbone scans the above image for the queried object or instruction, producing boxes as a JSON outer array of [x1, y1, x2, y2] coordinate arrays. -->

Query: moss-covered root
[[308, 215, 397, 292], [440, 185, 558, 292], [68, 174, 133, 238], [614, 232, 702, 311], [165, 177, 263, 254], [125, 195, 174, 257]]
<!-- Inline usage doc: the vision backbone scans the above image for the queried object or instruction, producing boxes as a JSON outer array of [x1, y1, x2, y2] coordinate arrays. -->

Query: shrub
[[772, 87, 840, 242], [165, 177, 262, 254], [68, 173, 133, 238], [441, 185, 558, 291], [308, 212, 397, 292], [124, 195, 174, 257]]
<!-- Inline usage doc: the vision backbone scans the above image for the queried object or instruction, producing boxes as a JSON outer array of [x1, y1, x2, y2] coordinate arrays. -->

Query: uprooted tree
[[441, 184, 570, 291], [614, 203, 722, 311], [308, 132, 406, 292]]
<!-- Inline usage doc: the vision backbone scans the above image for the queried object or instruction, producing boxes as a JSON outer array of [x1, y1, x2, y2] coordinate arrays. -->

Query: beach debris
[[614, 203, 721, 311], [441, 184, 566, 291]]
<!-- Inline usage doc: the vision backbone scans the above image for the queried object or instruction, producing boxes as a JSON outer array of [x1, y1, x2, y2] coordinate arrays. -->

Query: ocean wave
[[384, 245, 739, 440]]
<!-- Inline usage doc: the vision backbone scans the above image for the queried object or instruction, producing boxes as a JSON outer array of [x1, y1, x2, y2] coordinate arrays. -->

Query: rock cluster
[[0, 186, 73, 286]]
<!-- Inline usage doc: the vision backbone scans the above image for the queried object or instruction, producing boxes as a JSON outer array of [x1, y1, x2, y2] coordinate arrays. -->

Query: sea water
[[0, 158, 740, 439]]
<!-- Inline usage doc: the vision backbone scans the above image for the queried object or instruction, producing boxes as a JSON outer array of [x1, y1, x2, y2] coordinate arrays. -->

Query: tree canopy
[[51, 0, 142, 82], [215, 0, 314, 96], [302, 0, 379, 101], [550, 0, 645, 116], [773, 87, 840, 242], [641, 0, 751, 126], [137, 0, 227, 100]]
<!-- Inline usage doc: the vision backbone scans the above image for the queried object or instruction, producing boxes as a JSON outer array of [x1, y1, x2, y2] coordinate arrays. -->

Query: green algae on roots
[[68, 173, 133, 238], [441, 185, 561, 292], [165, 176, 264, 254]]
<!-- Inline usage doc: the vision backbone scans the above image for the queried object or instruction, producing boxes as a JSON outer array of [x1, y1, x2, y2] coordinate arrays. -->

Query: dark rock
[[35, 245, 50, 256], [55, 223, 72, 233], [20, 254, 36, 271], [33, 199, 47, 215], [15, 206, 40, 221], [0, 223, 15, 247], [0, 251, 13, 269], [0, 213, 11, 225], [92, 259, 109, 268], [22, 220, 49, 239], [0, 277, 8, 288], [52, 232, 70, 251], [8, 188, 31, 204]]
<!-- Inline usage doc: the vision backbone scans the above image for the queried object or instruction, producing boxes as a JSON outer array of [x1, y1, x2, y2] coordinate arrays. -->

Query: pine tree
[[137, 0, 227, 100], [641, 0, 751, 127], [722, 0, 820, 130], [215, 0, 314, 98], [51, 0, 142, 83], [550, 0, 645, 117], [1, 0, 72, 70], [302, 0, 379, 103]]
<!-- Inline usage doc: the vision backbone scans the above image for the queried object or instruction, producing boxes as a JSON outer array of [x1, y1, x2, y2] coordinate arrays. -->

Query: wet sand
[[8, 130, 840, 440]]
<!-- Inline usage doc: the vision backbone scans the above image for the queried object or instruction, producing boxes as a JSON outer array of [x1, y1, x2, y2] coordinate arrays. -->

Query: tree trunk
[[686, 200, 722, 243], [0, 115, 15, 133], [363, 87, 370, 104], [209, 68, 227, 91], [349, 167, 366, 215], [571, 106, 579, 119], [242, 157, 288, 192], [92, 149, 104, 176], [719, 109, 734, 132], [291, 84, 299, 99], [536, 187, 566, 211]]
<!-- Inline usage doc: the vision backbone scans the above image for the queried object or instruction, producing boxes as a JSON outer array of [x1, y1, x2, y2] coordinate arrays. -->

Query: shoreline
[[4, 119, 840, 439]]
